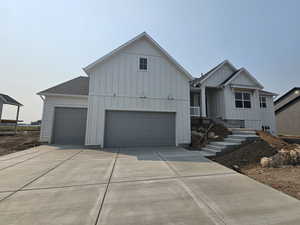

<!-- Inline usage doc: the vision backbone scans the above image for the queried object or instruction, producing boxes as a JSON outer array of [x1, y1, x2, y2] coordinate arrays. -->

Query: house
[[190, 60, 278, 134], [274, 87, 300, 135], [38, 32, 277, 147], [38, 32, 192, 147]]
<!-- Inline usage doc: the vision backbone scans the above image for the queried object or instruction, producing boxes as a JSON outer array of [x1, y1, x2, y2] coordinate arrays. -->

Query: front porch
[[190, 87, 204, 117], [190, 86, 220, 118]]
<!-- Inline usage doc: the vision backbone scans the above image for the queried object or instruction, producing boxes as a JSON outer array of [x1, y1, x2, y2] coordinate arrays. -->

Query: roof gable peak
[[83, 32, 193, 80], [222, 67, 264, 89]]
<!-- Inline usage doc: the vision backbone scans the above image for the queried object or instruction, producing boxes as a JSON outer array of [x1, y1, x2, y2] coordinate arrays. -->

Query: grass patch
[[0, 126, 40, 132]]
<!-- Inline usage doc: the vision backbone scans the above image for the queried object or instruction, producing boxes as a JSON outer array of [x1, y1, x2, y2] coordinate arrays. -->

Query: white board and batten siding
[[85, 38, 191, 147], [40, 95, 88, 143], [222, 70, 276, 134], [203, 65, 276, 134]]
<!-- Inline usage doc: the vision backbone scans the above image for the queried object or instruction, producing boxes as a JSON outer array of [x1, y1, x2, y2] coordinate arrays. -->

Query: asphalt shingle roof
[[38, 76, 89, 96], [0, 94, 23, 106]]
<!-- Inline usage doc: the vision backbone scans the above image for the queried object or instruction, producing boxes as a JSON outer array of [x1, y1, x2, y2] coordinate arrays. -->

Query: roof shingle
[[0, 94, 23, 106], [38, 76, 89, 96]]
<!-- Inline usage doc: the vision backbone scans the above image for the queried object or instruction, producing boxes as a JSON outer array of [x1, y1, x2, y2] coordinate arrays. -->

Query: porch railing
[[190, 106, 201, 117]]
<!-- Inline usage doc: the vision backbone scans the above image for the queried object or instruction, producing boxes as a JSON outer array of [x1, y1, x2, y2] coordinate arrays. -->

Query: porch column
[[0, 103, 3, 121], [201, 86, 206, 117], [14, 105, 20, 134]]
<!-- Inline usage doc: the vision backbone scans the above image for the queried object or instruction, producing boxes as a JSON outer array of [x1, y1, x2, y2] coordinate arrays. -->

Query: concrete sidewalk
[[0, 145, 299, 225]]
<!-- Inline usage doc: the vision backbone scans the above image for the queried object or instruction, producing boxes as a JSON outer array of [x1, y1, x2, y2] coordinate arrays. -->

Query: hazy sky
[[1, 0, 299, 122]]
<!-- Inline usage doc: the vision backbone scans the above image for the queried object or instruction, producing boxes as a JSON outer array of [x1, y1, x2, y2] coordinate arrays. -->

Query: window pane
[[243, 93, 250, 100], [235, 100, 243, 108], [244, 101, 251, 108], [139, 58, 147, 70], [235, 92, 242, 100], [260, 102, 266, 108]]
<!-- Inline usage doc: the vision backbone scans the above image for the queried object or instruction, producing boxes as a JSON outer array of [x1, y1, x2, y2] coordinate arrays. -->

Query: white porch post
[[201, 86, 206, 117], [0, 103, 3, 121]]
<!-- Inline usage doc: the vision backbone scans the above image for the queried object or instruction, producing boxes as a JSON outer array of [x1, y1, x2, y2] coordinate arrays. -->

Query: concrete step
[[200, 149, 216, 157], [201, 147, 222, 153], [205, 144, 226, 151], [231, 130, 257, 135], [227, 134, 259, 140], [224, 138, 244, 143], [209, 141, 240, 147]]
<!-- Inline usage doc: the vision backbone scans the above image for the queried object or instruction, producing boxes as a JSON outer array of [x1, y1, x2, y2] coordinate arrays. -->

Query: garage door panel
[[52, 107, 87, 145], [104, 111, 175, 148]]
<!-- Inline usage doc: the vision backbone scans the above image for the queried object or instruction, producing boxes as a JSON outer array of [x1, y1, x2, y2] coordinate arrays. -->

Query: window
[[139, 57, 147, 70], [260, 96, 267, 108], [235, 91, 251, 108]]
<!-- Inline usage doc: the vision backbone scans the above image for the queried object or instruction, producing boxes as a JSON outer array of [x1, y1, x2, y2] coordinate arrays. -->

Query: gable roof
[[274, 87, 300, 105], [220, 69, 241, 86], [83, 32, 193, 80], [37, 76, 89, 96], [191, 60, 237, 87], [0, 94, 23, 106], [275, 95, 300, 114], [221, 68, 264, 89]]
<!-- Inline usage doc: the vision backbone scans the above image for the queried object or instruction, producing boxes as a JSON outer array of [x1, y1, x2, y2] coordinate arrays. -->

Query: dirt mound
[[0, 131, 40, 156], [210, 140, 277, 168], [211, 131, 300, 200], [257, 130, 287, 149]]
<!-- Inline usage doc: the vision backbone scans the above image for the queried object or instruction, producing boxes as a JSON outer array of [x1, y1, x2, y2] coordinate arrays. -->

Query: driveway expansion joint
[[0, 149, 83, 203], [0, 149, 53, 172], [94, 149, 120, 225], [155, 151, 231, 225]]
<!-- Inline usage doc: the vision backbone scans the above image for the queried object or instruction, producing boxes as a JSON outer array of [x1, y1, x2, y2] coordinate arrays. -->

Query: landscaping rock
[[260, 144, 300, 168]]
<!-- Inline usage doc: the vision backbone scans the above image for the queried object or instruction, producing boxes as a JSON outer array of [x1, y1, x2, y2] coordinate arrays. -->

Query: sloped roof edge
[[83, 32, 193, 80], [37, 76, 89, 96], [222, 68, 264, 89]]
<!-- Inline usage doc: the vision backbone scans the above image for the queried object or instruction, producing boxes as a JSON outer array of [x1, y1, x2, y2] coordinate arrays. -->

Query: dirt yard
[[211, 131, 300, 200], [0, 131, 40, 156]]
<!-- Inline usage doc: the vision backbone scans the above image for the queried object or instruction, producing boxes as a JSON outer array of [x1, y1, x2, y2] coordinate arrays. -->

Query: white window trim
[[259, 95, 267, 108], [234, 91, 252, 109], [138, 56, 148, 72]]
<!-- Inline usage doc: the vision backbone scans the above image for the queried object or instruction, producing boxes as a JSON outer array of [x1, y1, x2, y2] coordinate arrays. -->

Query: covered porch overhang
[[0, 94, 23, 134]]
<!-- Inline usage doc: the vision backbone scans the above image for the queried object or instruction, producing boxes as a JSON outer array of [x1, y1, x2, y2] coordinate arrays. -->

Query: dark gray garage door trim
[[104, 110, 176, 148], [52, 107, 88, 145]]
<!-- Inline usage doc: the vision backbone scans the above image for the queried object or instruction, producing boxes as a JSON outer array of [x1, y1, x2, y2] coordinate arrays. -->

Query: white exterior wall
[[40, 95, 88, 143], [222, 87, 276, 133], [204, 64, 235, 87], [85, 38, 191, 147], [260, 96, 276, 134], [223, 87, 261, 129], [206, 88, 225, 119]]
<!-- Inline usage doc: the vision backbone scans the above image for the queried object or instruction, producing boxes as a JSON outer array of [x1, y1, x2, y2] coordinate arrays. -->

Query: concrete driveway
[[0, 145, 300, 225]]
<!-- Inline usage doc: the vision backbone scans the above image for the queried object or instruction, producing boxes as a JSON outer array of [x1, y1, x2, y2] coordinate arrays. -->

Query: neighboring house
[[38, 32, 278, 147], [274, 87, 300, 135], [0, 94, 23, 126], [190, 60, 278, 134]]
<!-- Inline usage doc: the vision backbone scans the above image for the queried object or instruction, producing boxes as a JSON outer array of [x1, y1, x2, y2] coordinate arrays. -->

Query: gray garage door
[[104, 111, 176, 148], [52, 107, 87, 145]]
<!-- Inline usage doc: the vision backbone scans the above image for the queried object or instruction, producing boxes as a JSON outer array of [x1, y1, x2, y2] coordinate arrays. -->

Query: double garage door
[[104, 111, 176, 148], [52, 108, 175, 147]]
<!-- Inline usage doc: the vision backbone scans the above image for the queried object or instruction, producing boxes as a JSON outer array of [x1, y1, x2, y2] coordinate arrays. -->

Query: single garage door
[[104, 111, 175, 147], [52, 107, 87, 145]]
